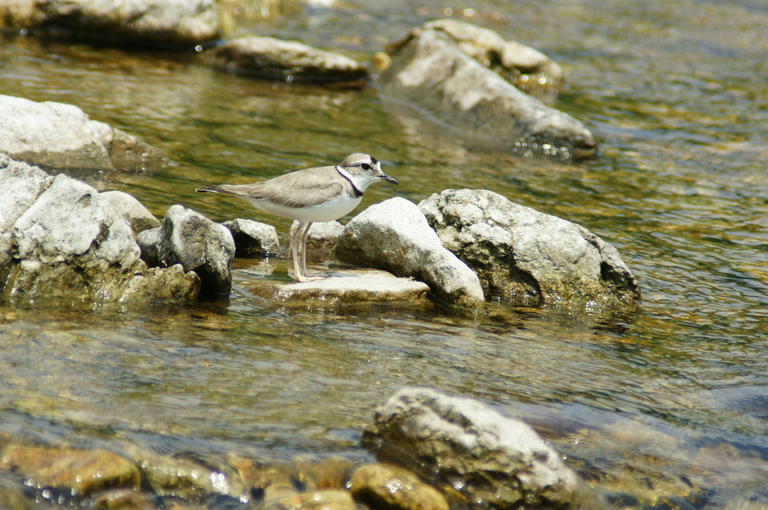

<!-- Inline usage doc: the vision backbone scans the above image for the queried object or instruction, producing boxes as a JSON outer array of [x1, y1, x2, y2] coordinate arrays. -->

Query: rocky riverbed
[[1, 1, 766, 509]]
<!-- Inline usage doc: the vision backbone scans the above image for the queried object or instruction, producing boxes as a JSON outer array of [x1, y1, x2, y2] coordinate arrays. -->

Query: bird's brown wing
[[197, 165, 350, 207]]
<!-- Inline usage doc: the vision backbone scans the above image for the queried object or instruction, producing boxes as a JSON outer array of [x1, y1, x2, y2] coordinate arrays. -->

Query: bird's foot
[[294, 273, 326, 283]]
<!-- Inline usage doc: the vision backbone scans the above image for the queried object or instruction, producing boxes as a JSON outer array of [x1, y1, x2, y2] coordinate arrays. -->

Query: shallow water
[[1, 0, 767, 508]]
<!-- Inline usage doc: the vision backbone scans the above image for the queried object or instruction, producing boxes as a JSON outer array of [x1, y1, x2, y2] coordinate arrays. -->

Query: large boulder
[[0, 0, 221, 48], [0, 155, 198, 305], [0, 95, 165, 172], [138, 205, 235, 298], [414, 19, 564, 97], [419, 189, 641, 308], [378, 23, 595, 160], [208, 36, 368, 87], [335, 198, 484, 307], [363, 388, 582, 509]]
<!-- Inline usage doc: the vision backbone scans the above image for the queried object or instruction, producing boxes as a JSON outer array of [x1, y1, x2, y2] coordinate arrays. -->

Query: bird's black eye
[[361, 163, 371, 170]]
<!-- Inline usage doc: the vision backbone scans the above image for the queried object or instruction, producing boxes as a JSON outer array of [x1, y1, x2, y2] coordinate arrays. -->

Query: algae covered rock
[[209, 36, 368, 87], [0, 155, 199, 306]]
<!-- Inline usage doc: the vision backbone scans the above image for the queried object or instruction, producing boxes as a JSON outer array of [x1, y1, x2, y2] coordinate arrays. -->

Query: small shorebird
[[196, 153, 398, 282]]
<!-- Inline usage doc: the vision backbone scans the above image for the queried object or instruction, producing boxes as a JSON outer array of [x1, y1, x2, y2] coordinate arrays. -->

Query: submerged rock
[[209, 36, 368, 87], [414, 19, 564, 97], [419, 189, 641, 308], [223, 218, 280, 257], [378, 23, 595, 160], [363, 387, 581, 509], [0, 0, 221, 48], [138, 205, 235, 298], [246, 268, 430, 306], [349, 463, 449, 510], [0, 95, 165, 172], [122, 444, 246, 501], [0, 155, 199, 305], [265, 489, 357, 510], [336, 198, 484, 307], [0, 442, 140, 499]]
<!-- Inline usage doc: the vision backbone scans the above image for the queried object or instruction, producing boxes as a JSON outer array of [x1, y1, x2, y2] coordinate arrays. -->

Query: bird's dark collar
[[335, 165, 363, 198]]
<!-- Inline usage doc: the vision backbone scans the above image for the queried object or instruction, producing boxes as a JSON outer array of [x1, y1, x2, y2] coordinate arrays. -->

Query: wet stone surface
[[244, 268, 430, 306]]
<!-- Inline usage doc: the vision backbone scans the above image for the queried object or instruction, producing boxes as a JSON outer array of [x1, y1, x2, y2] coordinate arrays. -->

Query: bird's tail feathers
[[195, 185, 247, 196]]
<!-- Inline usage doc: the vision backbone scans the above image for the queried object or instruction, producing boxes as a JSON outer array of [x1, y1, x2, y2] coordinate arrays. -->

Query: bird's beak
[[381, 173, 399, 185]]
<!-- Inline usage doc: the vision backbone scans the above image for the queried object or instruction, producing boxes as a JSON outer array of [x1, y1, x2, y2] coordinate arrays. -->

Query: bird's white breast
[[245, 193, 363, 222]]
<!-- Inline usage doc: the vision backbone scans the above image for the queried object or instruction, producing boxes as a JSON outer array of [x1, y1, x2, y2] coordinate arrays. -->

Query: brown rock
[[266, 489, 357, 510], [349, 463, 449, 510], [290, 455, 355, 491], [208, 36, 368, 87], [0, 443, 140, 497]]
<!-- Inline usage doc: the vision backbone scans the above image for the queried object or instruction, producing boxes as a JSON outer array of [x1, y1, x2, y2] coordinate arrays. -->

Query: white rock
[[336, 197, 484, 307], [419, 189, 640, 308], [379, 26, 595, 160], [364, 388, 582, 508], [0, 95, 164, 171], [100, 190, 161, 236], [139, 205, 235, 297], [223, 218, 279, 257]]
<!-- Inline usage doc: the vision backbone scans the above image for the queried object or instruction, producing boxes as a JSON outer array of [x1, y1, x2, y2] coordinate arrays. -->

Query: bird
[[196, 153, 398, 282]]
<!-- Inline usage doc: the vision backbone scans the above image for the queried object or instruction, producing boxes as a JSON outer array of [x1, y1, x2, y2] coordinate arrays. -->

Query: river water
[[1, 0, 766, 508]]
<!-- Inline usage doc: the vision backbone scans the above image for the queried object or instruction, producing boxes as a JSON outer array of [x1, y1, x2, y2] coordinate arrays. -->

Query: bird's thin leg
[[290, 221, 306, 282], [300, 221, 313, 276], [298, 221, 323, 281]]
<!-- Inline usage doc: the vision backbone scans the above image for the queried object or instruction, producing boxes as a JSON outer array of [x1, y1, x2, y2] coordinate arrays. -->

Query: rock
[[92, 489, 155, 510], [290, 455, 354, 492], [223, 218, 280, 257], [265, 490, 357, 510], [0, 155, 199, 305], [138, 205, 235, 298], [335, 198, 484, 307], [0, 154, 52, 270], [0, 443, 141, 498], [378, 24, 595, 160], [412, 19, 563, 97], [349, 463, 449, 510], [419, 189, 641, 308], [363, 387, 580, 509], [208, 36, 368, 87], [0, 0, 220, 48], [100, 190, 161, 236], [246, 268, 430, 306], [0, 479, 28, 510], [0, 95, 165, 172], [122, 444, 246, 501], [119, 265, 201, 305], [289, 220, 345, 261]]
